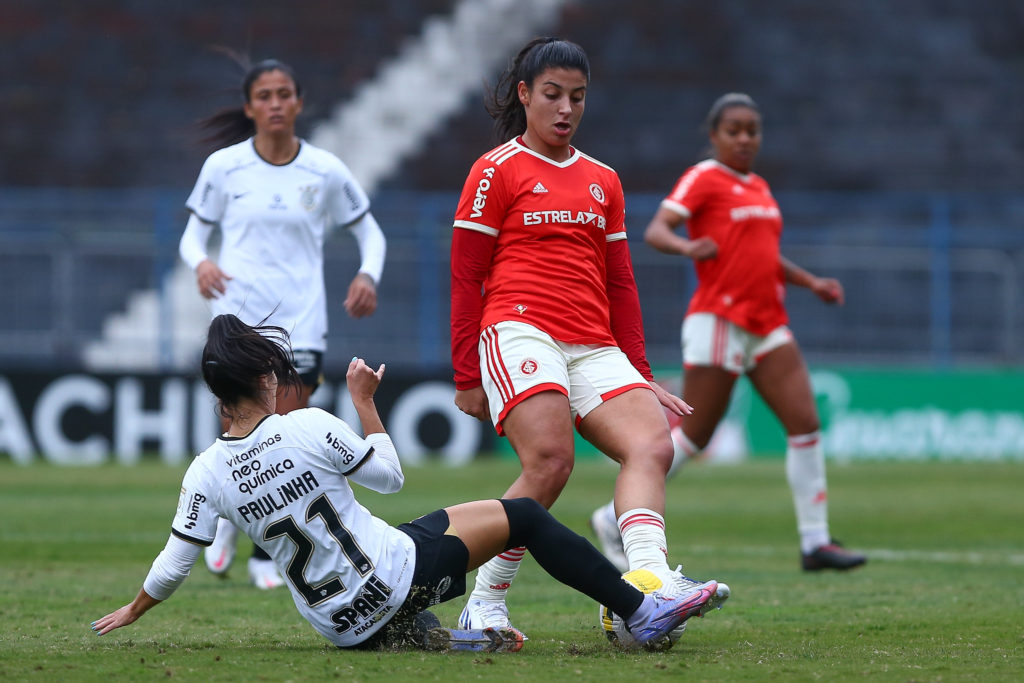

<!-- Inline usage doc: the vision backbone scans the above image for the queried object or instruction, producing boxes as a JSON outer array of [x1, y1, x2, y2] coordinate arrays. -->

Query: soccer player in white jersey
[[178, 59, 386, 589], [91, 314, 722, 652], [450, 37, 729, 636]]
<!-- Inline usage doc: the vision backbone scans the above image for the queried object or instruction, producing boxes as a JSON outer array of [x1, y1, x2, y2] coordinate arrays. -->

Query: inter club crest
[[589, 183, 606, 203], [520, 359, 539, 375]]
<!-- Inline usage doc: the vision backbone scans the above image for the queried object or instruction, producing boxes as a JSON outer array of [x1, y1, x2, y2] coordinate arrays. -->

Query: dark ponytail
[[198, 57, 303, 149], [201, 314, 302, 417], [485, 37, 590, 142]]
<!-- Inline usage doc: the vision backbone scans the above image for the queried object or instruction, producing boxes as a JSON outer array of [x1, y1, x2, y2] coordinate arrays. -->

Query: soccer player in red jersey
[[590, 93, 866, 572], [450, 38, 729, 634]]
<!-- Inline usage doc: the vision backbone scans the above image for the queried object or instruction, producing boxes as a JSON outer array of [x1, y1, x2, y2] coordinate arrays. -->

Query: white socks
[[467, 546, 525, 602], [786, 431, 831, 553], [618, 508, 670, 571]]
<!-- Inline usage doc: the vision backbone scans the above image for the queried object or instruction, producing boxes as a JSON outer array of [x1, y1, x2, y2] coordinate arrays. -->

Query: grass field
[[1, 457, 1022, 681]]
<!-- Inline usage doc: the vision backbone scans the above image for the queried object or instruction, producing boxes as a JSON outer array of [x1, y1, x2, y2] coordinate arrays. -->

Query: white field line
[[684, 544, 1024, 566], [2, 531, 1021, 567]]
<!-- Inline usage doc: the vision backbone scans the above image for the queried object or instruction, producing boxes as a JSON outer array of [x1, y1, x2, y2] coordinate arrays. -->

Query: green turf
[[1, 458, 1021, 681]]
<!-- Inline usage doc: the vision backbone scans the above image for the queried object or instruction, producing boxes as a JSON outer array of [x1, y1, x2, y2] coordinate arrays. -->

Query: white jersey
[[170, 408, 416, 647], [185, 139, 371, 350]]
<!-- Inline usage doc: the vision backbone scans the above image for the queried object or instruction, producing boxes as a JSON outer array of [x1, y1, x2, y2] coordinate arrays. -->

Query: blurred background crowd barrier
[[1, 0, 1021, 462]]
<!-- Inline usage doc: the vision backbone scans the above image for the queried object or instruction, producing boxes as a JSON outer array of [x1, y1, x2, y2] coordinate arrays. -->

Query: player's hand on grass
[[651, 382, 693, 417], [196, 259, 232, 299], [811, 276, 844, 305], [91, 589, 160, 635], [91, 604, 143, 635], [345, 273, 378, 318], [455, 386, 489, 421]]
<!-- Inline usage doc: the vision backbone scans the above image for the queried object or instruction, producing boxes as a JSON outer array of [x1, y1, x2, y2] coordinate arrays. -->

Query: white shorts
[[479, 321, 651, 434], [682, 313, 793, 375]]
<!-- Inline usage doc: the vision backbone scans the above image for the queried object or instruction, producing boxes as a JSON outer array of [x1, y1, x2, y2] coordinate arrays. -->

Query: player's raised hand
[[346, 356, 385, 401]]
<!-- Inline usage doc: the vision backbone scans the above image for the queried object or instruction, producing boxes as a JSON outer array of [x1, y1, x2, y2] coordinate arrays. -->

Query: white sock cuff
[[617, 508, 665, 532], [787, 431, 821, 449]]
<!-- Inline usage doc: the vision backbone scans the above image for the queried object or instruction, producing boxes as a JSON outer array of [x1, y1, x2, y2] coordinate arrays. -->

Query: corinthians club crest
[[299, 185, 319, 211]]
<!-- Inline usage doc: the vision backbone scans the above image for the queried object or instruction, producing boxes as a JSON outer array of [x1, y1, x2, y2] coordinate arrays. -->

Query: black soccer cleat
[[802, 539, 867, 571]]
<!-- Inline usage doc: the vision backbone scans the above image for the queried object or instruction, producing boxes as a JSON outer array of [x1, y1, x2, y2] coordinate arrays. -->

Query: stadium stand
[[0, 0, 1022, 372]]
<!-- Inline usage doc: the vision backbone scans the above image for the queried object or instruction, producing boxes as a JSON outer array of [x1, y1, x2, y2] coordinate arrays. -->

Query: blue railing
[[0, 188, 1021, 371]]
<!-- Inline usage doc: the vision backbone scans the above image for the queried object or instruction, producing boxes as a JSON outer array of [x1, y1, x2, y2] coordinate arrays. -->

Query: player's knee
[[521, 449, 574, 490], [500, 497, 550, 547]]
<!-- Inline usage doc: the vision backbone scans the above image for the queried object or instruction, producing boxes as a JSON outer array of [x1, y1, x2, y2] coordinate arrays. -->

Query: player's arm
[[91, 535, 202, 635], [606, 238, 693, 417], [645, 205, 718, 260], [341, 358, 404, 493], [780, 255, 844, 304], [450, 158, 503, 420], [343, 212, 386, 318], [180, 213, 231, 299]]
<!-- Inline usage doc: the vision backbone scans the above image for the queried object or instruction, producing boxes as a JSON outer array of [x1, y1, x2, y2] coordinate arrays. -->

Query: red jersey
[[451, 138, 650, 387], [662, 159, 787, 335]]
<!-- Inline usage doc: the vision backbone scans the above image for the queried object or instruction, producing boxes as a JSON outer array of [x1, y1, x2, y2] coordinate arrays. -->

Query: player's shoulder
[[574, 148, 618, 175], [476, 139, 524, 168], [203, 139, 257, 170], [284, 406, 342, 432]]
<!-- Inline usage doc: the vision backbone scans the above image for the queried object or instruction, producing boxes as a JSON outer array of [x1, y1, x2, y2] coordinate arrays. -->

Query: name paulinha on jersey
[[236, 469, 321, 522], [522, 209, 606, 230]]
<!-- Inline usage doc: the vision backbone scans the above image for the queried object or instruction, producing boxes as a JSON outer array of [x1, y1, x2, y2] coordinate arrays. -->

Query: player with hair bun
[[92, 314, 721, 652], [589, 93, 867, 572], [449, 37, 730, 636], [178, 58, 387, 588]]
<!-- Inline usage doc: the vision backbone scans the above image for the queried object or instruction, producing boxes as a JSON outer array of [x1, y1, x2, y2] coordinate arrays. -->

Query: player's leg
[[460, 391, 575, 630], [579, 385, 729, 608], [590, 314, 739, 568], [444, 499, 719, 648], [460, 322, 576, 631], [747, 338, 865, 570]]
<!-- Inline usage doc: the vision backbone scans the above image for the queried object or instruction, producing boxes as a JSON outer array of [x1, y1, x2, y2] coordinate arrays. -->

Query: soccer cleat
[[630, 581, 718, 648], [423, 626, 525, 653], [248, 557, 286, 589], [204, 517, 239, 575], [802, 539, 867, 571], [458, 598, 523, 636], [674, 566, 731, 611], [589, 503, 628, 572]]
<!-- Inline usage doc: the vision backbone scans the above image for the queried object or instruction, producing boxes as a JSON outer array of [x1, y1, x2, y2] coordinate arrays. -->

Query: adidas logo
[[532, 182, 548, 193]]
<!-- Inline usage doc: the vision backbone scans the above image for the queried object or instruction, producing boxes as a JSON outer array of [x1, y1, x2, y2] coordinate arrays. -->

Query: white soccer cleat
[[589, 503, 628, 572], [247, 557, 286, 589], [204, 517, 239, 575], [458, 598, 522, 636]]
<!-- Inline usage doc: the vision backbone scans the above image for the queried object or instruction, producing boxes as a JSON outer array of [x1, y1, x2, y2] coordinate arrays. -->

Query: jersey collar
[[708, 158, 754, 183], [512, 137, 581, 168], [218, 413, 274, 441]]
